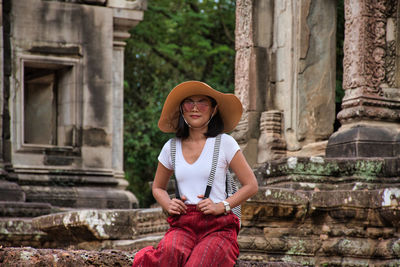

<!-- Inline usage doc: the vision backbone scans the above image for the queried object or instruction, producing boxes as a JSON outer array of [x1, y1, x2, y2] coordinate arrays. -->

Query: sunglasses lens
[[196, 103, 208, 111], [183, 102, 194, 112], [182, 100, 210, 112]]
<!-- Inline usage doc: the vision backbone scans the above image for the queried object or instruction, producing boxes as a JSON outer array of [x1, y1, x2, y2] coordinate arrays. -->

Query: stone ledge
[[258, 157, 400, 180], [0, 247, 301, 267], [0, 201, 52, 217], [0, 247, 135, 266], [32, 208, 168, 243]]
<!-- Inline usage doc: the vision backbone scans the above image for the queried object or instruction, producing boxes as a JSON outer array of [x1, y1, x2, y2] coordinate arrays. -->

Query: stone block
[[0, 180, 25, 201], [0, 201, 52, 217], [0, 218, 49, 247], [379, 206, 400, 227], [326, 125, 400, 158], [21, 185, 137, 209], [32, 208, 168, 243], [72, 236, 164, 251], [286, 141, 327, 158]]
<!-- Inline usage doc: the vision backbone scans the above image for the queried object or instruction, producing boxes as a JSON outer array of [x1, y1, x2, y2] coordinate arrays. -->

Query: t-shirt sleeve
[[222, 134, 240, 164], [158, 139, 173, 170]]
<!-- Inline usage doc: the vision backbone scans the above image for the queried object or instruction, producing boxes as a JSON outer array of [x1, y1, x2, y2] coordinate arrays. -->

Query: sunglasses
[[182, 99, 210, 112]]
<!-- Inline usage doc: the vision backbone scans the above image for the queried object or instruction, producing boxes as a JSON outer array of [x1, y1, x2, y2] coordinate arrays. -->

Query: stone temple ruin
[[0, 0, 400, 266]]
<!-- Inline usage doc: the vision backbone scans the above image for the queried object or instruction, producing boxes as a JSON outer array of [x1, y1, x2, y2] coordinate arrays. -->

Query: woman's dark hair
[[175, 96, 224, 139]]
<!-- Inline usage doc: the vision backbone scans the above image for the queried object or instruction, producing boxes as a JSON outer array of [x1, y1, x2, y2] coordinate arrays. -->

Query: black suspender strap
[[170, 138, 181, 200], [204, 134, 221, 199]]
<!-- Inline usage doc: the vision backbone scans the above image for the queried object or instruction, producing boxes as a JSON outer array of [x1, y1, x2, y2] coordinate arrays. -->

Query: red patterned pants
[[132, 205, 240, 267]]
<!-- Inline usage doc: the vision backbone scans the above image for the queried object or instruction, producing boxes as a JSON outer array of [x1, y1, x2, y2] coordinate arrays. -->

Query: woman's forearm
[[153, 187, 172, 210], [225, 182, 258, 209]]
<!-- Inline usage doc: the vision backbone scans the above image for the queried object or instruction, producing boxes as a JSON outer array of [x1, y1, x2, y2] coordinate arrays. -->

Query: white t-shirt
[[158, 134, 240, 204]]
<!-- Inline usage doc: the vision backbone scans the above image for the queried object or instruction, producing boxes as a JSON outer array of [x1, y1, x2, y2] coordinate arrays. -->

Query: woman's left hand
[[197, 195, 224, 215]]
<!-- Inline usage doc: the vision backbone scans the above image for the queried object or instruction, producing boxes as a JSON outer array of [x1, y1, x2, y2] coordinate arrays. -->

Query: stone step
[[0, 201, 52, 217], [0, 218, 49, 248], [0, 247, 302, 266], [0, 180, 25, 201]]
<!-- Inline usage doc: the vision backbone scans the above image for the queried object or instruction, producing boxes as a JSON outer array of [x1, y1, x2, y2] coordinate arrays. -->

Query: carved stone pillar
[[326, 0, 400, 158], [108, 1, 146, 189]]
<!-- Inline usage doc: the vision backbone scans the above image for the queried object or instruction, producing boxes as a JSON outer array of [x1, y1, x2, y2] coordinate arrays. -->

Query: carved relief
[[257, 111, 286, 163], [342, 18, 386, 94], [385, 40, 396, 87], [342, 0, 387, 95], [336, 0, 400, 125]]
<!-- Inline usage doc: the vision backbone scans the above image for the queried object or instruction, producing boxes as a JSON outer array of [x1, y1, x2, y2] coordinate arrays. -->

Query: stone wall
[[0, 0, 146, 215], [234, 0, 336, 166], [238, 157, 400, 266]]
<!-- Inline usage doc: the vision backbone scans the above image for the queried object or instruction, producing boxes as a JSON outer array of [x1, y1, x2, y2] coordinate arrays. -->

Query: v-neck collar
[[179, 138, 210, 165]]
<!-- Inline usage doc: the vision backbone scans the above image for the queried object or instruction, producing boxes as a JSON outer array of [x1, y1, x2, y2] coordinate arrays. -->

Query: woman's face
[[181, 95, 214, 129]]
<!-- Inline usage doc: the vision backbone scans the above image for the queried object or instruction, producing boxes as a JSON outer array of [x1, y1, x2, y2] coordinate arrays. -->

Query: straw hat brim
[[158, 81, 243, 133]]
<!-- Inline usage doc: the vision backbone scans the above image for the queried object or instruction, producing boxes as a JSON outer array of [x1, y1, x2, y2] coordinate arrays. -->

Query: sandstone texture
[[0, 247, 302, 267]]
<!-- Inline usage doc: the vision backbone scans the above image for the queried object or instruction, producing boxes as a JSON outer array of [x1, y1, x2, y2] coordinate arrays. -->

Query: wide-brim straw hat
[[158, 81, 243, 133]]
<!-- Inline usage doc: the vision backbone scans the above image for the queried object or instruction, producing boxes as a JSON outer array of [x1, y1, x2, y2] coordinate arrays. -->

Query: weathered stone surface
[[0, 201, 52, 217], [257, 111, 286, 163], [0, 247, 135, 267], [32, 208, 168, 244], [0, 247, 303, 267], [0, 0, 144, 212], [296, 0, 336, 143], [20, 185, 137, 209], [0, 218, 49, 248], [326, 0, 400, 158], [287, 141, 327, 158], [0, 180, 24, 202], [108, 0, 148, 10], [259, 156, 399, 181], [327, 125, 400, 158], [237, 156, 400, 265], [235, 0, 336, 163], [235, 0, 254, 50], [1, 208, 168, 250]]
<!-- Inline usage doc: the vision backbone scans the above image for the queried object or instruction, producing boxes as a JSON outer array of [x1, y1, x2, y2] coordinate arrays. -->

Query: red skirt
[[132, 205, 240, 267]]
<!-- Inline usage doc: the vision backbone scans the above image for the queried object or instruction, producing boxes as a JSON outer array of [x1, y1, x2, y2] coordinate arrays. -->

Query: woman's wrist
[[218, 201, 228, 215]]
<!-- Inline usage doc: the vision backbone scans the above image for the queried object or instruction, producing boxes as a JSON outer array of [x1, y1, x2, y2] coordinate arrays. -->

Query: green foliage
[[123, 0, 236, 207], [336, 0, 345, 103]]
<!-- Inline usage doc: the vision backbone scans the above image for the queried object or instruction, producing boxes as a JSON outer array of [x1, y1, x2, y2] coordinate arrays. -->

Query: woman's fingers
[[168, 198, 187, 215], [197, 198, 217, 214]]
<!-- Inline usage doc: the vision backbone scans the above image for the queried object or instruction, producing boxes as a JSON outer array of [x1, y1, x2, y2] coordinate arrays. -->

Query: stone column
[[108, 1, 145, 190], [326, 0, 400, 157], [232, 0, 272, 166]]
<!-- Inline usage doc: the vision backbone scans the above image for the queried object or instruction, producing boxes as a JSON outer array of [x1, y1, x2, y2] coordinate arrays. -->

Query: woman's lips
[[190, 115, 201, 119]]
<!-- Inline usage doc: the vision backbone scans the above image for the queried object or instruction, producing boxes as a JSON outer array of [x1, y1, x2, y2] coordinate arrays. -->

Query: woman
[[132, 81, 258, 267]]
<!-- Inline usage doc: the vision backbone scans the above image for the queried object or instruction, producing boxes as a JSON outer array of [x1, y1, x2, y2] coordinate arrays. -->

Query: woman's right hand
[[166, 195, 187, 215]]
